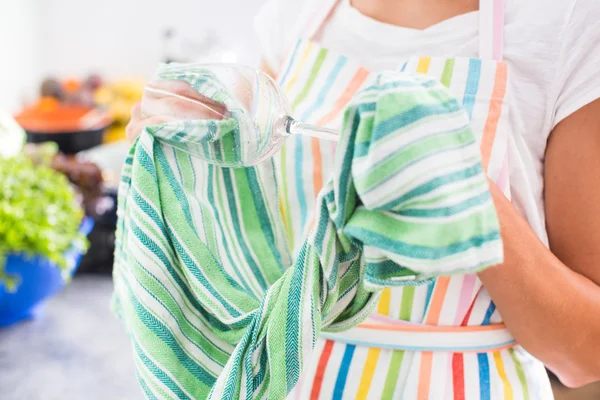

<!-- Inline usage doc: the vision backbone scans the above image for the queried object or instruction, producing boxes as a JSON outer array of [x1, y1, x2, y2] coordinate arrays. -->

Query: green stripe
[[441, 58, 455, 88], [348, 205, 498, 248], [291, 48, 329, 110], [354, 127, 477, 192], [509, 348, 531, 400], [382, 350, 405, 398]]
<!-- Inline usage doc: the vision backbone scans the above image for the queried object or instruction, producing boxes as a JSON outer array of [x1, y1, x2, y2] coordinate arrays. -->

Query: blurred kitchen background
[[0, 1, 598, 399]]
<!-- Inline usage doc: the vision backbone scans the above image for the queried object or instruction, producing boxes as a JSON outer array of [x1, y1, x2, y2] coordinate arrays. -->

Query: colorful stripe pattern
[[113, 64, 504, 399], [278, 40, 551, 399]]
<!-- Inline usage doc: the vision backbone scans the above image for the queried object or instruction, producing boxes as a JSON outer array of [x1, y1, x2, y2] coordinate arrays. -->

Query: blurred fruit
[[84, 74, 103, 91], [63, 79, 81, 95], [93, 79, 144, 143], [40, 78, 64, 100]]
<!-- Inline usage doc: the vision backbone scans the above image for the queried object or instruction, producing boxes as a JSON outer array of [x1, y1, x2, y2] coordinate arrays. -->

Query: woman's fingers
[[146, 96, 225, 120], [126, 103, 143, 143], [126, 103, 171, 142], [126, 115, 172, 142], [127, 78, 231, 143], [144, 79, 227, 118]]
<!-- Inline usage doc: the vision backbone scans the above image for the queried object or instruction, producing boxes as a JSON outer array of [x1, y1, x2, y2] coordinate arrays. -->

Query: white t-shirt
[[254, 0, 600, 244]]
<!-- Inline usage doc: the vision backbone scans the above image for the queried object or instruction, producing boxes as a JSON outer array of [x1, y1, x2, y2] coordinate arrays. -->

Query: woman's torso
[[266, 0, 567, 398]]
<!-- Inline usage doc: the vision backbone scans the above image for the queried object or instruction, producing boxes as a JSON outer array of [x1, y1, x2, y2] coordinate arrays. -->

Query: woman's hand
[[125, 80, 226, 143], [125, 62, 277, 143]]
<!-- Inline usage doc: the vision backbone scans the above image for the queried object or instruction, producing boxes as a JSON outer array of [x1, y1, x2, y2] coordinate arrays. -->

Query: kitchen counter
[[0, 276, 142, 400]]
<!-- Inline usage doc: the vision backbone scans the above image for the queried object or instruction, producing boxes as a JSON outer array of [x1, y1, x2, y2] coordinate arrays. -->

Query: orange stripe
[[417, 352, 433, 400], [480, 62, 508, 171], [310, 340, 335, 399], [355, 322, 509, 333], [494, 351, 515, 399], [418, 276, 450, 399], [311, 138, 324, 195], [316, 67, 369, 126], [279, 199, 289, 236], [425, 276, 451, 325], [414, 56, 435, 400]]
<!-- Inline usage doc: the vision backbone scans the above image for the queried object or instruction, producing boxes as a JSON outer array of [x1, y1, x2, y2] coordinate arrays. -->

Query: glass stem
[[285, 117, 339, 142]]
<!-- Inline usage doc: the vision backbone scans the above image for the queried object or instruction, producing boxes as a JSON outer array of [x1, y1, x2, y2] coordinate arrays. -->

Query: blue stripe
[[285, 244, 308, 392], [131, 249, 231, 365], [294, 136, 308, 234], [206, 165, 254, 294], [334, 110, 361, 228], [318, 335, 516, 352], [373, 101, 462, 142], [463, 59, 481, 120], [245, 167, 286, 274], [131, 295, 216, 387], [478, 353, 492, 400], [478, 301, 496, 400], [399, 190, 492, 217], [343, 227, 502, 260], [278, 40, 302, 84], [128, 205, 238, 332], [163, 223, 246, 319], [154, 146, 196, 232], [424, 281, 436, 314], [379, 162, 484, 209], [355, 116, 469, 160], [300, 57, 347, 121], [358, 132, 476, 195], [133, 340, 192, 400], [482, 302, 496, 326], [221, 168, 269, 290], [332, 345, 356, 400], [136, 369, 160, 400]]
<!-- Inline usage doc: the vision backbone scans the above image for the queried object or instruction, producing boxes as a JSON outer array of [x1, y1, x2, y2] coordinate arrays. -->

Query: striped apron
[[276, 0, 553, 398]]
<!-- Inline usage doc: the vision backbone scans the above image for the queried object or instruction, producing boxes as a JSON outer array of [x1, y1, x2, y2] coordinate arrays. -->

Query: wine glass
[[141, 63, 339, 167]]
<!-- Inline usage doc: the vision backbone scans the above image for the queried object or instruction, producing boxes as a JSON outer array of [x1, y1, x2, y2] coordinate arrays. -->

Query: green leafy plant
[[0, 153, 88, 289]]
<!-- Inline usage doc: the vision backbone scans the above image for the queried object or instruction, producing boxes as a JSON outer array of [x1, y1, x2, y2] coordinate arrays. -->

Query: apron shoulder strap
[[479, 0, 505, 61], [304, 0, 343, 41]]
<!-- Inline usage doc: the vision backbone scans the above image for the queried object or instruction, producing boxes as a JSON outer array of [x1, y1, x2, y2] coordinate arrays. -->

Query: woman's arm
[[478, 99, 600, 388]]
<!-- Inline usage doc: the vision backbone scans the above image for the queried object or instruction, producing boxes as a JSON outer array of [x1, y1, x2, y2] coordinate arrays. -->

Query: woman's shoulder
[[506, 0, 594, 37], [503, 0, 597, 71], [505, 0, 600, 132]]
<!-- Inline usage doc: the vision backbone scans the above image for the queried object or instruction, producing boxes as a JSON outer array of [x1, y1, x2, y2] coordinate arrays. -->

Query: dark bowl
[[26, 127, 106, 155], [76, 187, 118, 276]]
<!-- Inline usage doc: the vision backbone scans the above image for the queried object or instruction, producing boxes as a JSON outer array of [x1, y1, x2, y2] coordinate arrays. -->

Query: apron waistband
[[321, 315, 516, 353]]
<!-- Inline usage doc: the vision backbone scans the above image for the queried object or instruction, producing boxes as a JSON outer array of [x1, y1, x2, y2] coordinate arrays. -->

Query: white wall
[[0, 0, 41, 113], [0, 0, 265, 113], [37, 0, 265, 80]]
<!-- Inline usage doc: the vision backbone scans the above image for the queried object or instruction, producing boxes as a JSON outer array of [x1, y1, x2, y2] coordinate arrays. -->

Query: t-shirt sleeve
[[254, 0, 305, 73], [553, 0, 600, 127]]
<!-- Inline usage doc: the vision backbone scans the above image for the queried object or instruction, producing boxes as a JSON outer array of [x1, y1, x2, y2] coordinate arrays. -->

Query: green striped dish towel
[[113, 70, 502, 399]]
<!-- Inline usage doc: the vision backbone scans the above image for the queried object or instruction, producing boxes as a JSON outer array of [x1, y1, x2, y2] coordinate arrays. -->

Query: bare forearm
[[478, 181, 600, 387]]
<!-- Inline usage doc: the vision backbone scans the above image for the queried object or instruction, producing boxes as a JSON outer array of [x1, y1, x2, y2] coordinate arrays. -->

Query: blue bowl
[[0, 218, 94, 327]]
